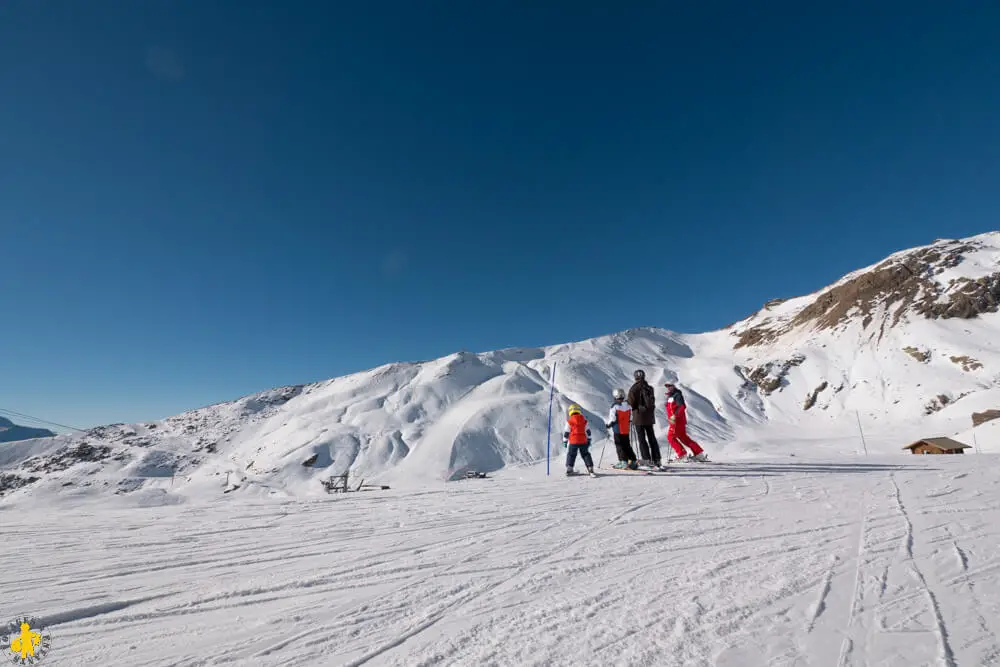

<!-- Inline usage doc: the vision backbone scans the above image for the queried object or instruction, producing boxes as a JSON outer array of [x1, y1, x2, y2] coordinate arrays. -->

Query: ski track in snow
[[3, 455, 1000, 666]]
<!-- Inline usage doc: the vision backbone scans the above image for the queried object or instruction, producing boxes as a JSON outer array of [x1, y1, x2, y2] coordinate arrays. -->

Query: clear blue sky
[[3, 2, 999, 429]]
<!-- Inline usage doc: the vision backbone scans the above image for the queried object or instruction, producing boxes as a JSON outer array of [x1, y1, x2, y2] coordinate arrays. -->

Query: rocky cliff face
[[733, 235, 1000, 350]]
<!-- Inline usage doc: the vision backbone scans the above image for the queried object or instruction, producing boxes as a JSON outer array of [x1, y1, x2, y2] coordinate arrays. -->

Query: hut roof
[[902, 437, 972, 451]]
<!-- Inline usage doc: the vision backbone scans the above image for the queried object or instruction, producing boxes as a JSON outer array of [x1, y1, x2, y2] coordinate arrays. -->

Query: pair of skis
[[600, 457, 715, 475], [599, 463, 667, 476]]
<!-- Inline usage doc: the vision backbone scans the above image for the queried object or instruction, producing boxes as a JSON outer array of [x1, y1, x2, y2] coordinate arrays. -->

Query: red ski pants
[[667, 424, 703, 458]]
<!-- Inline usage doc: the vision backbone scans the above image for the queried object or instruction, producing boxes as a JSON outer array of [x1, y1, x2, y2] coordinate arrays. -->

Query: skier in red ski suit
[[664, 381, 707, 462]]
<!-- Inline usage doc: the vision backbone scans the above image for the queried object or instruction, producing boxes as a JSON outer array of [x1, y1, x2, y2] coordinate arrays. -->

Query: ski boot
[[692, 452, 709, 462]]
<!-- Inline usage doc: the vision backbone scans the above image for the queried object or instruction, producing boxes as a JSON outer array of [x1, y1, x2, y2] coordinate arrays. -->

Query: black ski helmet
[[634, 369, 645, 381]]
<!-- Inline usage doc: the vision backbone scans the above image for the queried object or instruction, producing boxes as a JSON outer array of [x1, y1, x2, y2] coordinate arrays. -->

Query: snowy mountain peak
[[731, 232, 1000, 349]]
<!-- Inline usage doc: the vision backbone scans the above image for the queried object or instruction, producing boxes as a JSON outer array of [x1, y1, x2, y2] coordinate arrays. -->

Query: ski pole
[[598, 428, 608, 467], [545, 362, 556, 476], [630, 422, 643, 465], [630, 422, 636, 462]]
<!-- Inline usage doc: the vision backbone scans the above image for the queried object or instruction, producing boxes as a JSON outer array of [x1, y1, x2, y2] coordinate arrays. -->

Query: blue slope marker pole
[[545, 362, 557, 476]]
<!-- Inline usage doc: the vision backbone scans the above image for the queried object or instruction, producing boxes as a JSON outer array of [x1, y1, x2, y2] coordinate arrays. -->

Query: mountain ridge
[[0, 416, 56, 443], [2, 231, 999, 505], [731, 232, 1000, 349]]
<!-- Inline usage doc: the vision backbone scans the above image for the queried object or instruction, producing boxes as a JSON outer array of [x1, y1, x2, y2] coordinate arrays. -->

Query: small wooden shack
[[903, 437, 972, 455]]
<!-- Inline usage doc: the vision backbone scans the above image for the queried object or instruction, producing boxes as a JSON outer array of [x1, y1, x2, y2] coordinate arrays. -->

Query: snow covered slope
[[2, 232, 999, 504], [4, 453, 999, 666], [725, 232, 1000, 431], [953, 415, 1000, 454]]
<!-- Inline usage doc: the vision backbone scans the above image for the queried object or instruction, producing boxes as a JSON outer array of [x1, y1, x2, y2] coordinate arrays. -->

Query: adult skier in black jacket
[[627, 369, 662, 467]]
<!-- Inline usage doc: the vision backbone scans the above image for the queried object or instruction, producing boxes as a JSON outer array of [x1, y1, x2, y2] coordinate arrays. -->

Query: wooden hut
[[902, 437, 972, 455]]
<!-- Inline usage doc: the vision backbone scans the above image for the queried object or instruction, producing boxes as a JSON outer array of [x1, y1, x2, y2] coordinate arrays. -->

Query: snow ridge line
[[837, 487, 868, 667], [890, 473, 957, 667], [805, 554, 836, 633], [952, 542, 969, 573], [35, 594, 178, 628]]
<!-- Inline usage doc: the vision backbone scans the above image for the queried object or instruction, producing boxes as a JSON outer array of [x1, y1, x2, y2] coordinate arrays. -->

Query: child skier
[[664, 381, 709, 462], [562, 404, 597, 477], [606, 389, 638, 469]]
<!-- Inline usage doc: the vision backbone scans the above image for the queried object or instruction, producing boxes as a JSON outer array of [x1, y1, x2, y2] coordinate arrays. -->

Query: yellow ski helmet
[[567, 404, 582, 416]]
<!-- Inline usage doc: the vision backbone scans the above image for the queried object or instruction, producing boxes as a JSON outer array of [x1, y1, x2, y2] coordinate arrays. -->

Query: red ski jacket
[[563, 413, 591, 445], [607, 403, 631, 435], [665, 389, 687, 427]]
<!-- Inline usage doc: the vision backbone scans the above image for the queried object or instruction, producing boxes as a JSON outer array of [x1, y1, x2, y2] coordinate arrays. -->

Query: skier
[[627, 369, 663, 468], [562, 404, 596, 477], [605, 388, 638, 470], [664, 381, 708, 462]]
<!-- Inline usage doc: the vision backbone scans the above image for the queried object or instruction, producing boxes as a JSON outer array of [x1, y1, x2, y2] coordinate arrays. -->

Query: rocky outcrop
[[0, 473, 40, 496], [734, 326, 781, 349], [924, 391, 972, 415], [732, 238, 1000, 349], [745, 355, 805, 395], [924, 274, 1000, 319], [924, 394, 952, 415], [950, 355, 983, 371], [21, 442, 113, 474], [803, 381, 829, 410], [903, 346, 931, 363], [972, 409, 1000, 427]]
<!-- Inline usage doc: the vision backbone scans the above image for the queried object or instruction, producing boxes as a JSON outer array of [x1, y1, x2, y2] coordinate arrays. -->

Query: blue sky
[[3, 2, 999, 429]]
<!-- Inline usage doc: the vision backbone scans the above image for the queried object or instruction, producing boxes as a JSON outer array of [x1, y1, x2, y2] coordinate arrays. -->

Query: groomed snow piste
[[4, 450, 999, 666]]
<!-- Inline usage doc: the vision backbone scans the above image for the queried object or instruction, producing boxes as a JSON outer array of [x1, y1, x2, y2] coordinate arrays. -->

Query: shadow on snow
[[666, 461, 938, 476]]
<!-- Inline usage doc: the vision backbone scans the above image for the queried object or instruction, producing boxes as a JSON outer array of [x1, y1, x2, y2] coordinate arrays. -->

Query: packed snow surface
[[4, 452, 999, 666]]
